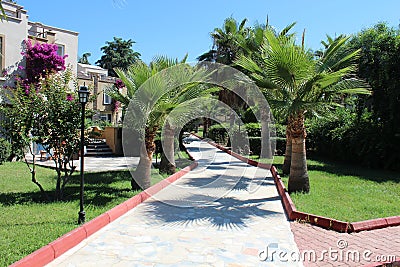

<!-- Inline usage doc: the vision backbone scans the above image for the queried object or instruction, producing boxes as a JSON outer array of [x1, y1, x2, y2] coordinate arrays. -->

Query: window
[[100, 114, 112, 123], [56, 44, 65, 57], [103, 92, 112, 105]]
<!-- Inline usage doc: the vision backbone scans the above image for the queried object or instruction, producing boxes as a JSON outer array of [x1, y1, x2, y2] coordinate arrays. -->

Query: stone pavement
[[46, 137, 302, 266], [290, 222, 400, 267], [25, 154, 142, 172]]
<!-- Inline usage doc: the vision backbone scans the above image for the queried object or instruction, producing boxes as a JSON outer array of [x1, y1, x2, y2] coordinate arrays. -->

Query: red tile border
[[362, 261, 400, 267], [10, 159, 198, 267]]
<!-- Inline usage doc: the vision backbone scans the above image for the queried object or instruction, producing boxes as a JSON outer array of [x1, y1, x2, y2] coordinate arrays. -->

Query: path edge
[[191, 133, 400, 234], [10, 160, 198, 267]]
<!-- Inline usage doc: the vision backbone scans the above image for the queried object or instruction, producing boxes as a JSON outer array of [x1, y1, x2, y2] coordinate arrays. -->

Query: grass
[[271, 155, 400, 222], [0, 158, 187, 266]]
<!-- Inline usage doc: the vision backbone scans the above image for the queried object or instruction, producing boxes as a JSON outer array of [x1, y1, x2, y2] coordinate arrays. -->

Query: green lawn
[[272, 155, 400, 222], [0, 161, 176, 266]]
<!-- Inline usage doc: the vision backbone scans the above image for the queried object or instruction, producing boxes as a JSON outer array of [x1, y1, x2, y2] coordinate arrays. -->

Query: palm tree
[[198, 17, 252, 116], [78, 52, 91, 64], [0, 1, 5, 21], [236, 27, 370, 193], [107, 56, 215, 189]]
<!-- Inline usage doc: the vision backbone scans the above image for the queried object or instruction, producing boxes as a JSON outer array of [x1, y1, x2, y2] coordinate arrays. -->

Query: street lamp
[[78, 85, 89, 224]]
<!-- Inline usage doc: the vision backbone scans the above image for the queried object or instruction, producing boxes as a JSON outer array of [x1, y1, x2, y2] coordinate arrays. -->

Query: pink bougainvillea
[[115, 79, 125, 89], [22, 40, 67, 84], [113, 100, 121, 112], [66, 93, 74, 101]]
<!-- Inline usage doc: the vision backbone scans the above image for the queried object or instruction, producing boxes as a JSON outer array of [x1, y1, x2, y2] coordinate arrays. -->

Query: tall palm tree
[[236, 27, 370, 193], [198, 17, 253, 116], [198, 17, 250, 64], [107, 56, 215, 189]]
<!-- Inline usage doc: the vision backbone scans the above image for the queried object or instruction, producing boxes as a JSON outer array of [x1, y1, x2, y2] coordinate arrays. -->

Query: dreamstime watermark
[[258, 239, 397, 263]]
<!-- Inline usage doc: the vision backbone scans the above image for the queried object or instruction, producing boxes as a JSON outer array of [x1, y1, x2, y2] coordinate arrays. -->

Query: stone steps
[[86, 139, 114, 157]]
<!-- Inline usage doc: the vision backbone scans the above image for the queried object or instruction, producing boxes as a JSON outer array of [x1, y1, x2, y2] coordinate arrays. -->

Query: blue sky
[[22, 0, 400, 64]]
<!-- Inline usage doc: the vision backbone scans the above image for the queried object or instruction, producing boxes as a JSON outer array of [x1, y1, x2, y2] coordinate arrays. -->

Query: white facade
[[77, 63, 108, 78], [0, 1, 78, 90]]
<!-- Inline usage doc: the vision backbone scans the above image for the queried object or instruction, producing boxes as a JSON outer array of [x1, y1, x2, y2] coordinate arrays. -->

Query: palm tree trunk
[[132, 127, 157, 190], [282, 127, 292, 175], [260, 108, 272, 159], [287, 114, 310, 193], [159, 123, 176, 175], [203, 117, 209, 138]]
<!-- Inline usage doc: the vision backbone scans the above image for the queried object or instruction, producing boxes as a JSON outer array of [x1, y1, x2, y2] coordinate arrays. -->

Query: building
[[77, 63, 124, 125], [0, 1, 78, 90], [0, 1, 123, 126]]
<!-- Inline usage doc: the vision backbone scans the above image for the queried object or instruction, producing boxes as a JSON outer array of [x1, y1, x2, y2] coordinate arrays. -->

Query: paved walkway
[[46, 137, 301, 266], [25, 155, 142, 172]]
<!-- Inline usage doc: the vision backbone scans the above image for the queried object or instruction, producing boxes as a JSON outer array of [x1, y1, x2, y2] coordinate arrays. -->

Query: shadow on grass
[[0, 170, 134, 206], [270, 153, 399, 183], [306, 154, 400, 183]]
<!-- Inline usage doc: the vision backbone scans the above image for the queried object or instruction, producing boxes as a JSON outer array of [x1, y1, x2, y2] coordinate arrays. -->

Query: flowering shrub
[[115, 79, 125, 89], [113, 100, 121, 112], [22, 40, 67, 84]]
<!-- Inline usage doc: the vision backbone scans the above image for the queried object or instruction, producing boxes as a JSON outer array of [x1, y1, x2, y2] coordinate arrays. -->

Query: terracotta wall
[[104, 127, 123, 155]]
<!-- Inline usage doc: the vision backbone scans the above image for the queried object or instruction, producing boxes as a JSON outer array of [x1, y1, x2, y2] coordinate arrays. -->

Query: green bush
[[208, 124, 229, 143], [0, 138, 11, 164], [248, 137, 261, 155], [306, 107, 400, 171], [243, 123, 261, 137], [274, 123, 286, 155]]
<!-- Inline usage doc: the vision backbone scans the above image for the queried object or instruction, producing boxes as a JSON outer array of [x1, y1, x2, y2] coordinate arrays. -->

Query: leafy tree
[[1, 69, 82, 201], [198, 17, 251, 65], [0, 138, 11, 164], [198, 17, 256, 130], [1, 40, 84, 201], [315, 22, 400, 170], [78, 52, 91, 64], [107, 56, 215, 188], [96, 37, 141, 76], [236, 26, 370, 193]]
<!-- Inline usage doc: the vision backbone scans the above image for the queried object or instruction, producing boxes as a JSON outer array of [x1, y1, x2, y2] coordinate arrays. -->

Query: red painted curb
[[11, 160, 198, 267], [275, 178, 287, 197], [124, 194, 143, 210], [385, 215, 400, 227], [49, 227, 87, 258], [350, 218, 388, 232], [269, 166, 351, 233], [106, 202, 129, 222], [269, 161, 400, 233], [9, 245, 55, 267], [83, 213, 110, 237], [291, 211, 351, 233], [282, 192, 296, 219]]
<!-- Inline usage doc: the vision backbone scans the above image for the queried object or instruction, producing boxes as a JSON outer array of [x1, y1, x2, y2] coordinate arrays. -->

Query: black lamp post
[[78, 85, 89, 224]]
